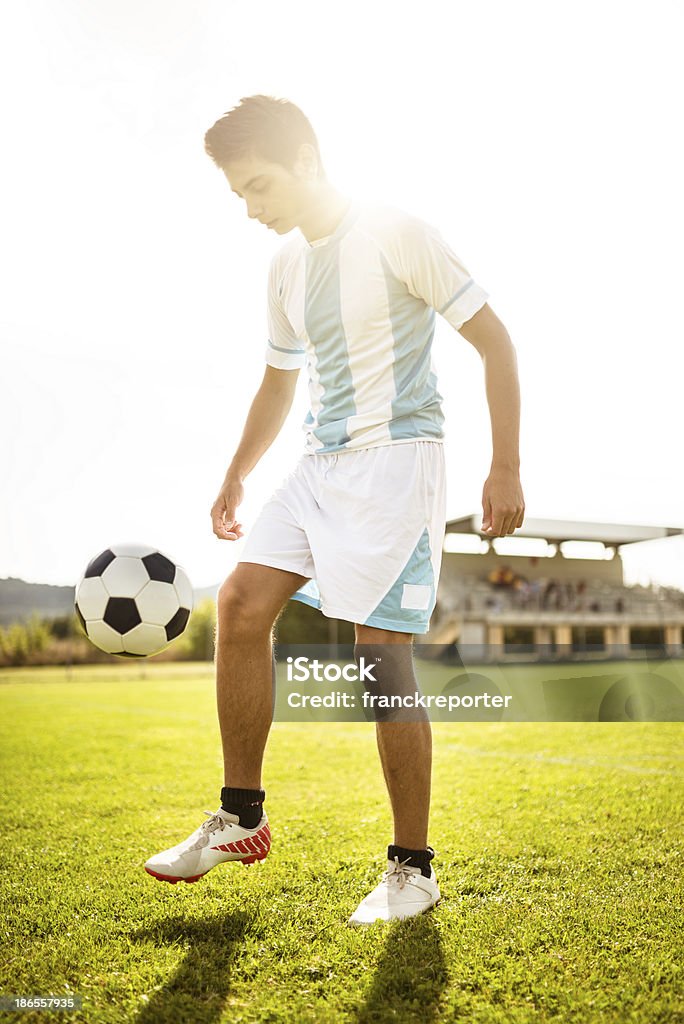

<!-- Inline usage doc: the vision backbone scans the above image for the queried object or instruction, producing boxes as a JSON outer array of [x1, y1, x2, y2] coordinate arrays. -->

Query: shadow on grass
[[132, 910, 250, 1024], [353, 912, 447, 1024]]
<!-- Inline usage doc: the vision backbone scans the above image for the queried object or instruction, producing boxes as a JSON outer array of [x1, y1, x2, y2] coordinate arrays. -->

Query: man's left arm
[[458, 303, 525, 538], [381, 213, 525, 537]]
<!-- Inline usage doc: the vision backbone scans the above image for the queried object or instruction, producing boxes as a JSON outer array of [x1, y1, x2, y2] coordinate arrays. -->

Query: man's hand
[[481, 466, 525, 537], [211, 475, 245, 541]]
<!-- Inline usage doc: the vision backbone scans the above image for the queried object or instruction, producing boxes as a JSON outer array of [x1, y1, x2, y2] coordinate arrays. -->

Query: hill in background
[[0, 578, 219, 626]]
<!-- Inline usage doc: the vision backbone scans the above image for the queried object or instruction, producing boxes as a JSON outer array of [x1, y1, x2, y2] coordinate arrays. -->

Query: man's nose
[[246, 202, 263, 220]]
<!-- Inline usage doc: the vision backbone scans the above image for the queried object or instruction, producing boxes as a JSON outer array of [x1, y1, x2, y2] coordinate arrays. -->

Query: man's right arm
[[211, 365, 300, 540]]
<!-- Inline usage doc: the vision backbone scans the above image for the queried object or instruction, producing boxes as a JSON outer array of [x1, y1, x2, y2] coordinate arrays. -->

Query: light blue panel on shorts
[[364, 527, 436, 633], [304, 247, 356, 450], [290, 577, 322, 610]]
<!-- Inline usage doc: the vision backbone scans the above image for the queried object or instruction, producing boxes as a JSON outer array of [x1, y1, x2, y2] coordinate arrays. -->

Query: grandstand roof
[[446, 515, 684, 547]]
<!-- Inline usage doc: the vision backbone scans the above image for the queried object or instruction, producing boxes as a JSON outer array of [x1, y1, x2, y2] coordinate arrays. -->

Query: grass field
[[1, 662, 682, 1024]]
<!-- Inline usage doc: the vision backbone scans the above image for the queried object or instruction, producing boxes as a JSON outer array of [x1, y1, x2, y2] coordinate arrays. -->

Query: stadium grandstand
[[423, 517, 684, 662]]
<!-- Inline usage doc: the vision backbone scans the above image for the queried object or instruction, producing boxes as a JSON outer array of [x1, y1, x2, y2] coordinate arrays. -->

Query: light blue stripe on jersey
[[379, 253, 445, 442], [304, 247, 356, 450], [268, 338, 306, 355], [364, 527, 436, 631], [439, 278, 475, 316]]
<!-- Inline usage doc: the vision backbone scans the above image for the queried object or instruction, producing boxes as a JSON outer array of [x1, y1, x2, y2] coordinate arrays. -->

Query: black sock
[[220, 787, 265, 829], [387, 844, 435, 878]]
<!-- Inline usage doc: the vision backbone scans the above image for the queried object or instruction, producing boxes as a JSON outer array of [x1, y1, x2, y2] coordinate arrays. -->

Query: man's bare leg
[[355, 624, 431, 850], [143, 562, 308, 883], [216, 562, 308, 788]]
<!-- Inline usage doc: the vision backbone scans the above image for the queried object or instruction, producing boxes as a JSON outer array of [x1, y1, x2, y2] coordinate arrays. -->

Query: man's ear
[[293, 142, 319, 182]]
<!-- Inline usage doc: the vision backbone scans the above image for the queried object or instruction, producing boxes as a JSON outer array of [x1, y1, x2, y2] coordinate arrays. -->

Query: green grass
[[0, 663, 682, 1023]]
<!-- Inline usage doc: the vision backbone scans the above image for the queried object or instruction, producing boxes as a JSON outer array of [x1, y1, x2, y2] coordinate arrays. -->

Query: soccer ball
[[75, 544, 193, 657]]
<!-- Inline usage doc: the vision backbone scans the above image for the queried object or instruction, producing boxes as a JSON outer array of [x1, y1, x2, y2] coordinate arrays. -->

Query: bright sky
[[2, 0, 683, 593]]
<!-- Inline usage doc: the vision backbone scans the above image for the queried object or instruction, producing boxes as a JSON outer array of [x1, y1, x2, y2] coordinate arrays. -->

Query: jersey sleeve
[[387, 213, 489, 330], [265, 256, 306, 370]]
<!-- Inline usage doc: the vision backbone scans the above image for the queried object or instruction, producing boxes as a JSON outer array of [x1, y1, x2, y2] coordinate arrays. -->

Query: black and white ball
[[75, 544, 193, 657]]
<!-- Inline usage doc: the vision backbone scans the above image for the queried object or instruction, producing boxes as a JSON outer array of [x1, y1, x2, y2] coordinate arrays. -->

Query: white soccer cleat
[[144, 808, 271, 884], [348, 856, 440, 925]]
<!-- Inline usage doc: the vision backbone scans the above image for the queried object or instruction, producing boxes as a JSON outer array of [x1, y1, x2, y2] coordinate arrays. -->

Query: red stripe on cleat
[[241, 851, 267, 865], [145, 866, 207, 884]]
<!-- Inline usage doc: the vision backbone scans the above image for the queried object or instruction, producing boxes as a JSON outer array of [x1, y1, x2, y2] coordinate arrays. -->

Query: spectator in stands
[[512, 576, 530, 608], [527, 579, 543, 609], [543, 579, 558, 609], [562, 581, 575, 610], [488, 565, 516, 588], [576, 580, 587, 611]]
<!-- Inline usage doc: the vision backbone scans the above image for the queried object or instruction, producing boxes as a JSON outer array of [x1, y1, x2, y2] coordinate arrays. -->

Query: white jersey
[[265, 200, 489, 454]]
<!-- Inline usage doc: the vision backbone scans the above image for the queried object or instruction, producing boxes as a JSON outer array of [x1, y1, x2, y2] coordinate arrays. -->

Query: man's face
[[224, 154, 309, 235]]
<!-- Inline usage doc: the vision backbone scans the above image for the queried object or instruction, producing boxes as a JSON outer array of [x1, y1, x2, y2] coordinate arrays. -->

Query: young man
[[145, 95, 525, 924]]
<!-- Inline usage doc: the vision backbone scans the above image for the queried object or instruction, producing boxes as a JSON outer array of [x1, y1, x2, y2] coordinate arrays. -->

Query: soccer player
[[145, 95, 525, 924]]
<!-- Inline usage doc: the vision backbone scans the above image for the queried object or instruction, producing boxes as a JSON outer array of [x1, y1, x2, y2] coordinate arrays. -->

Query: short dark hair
[[204, 95, 324, 177]]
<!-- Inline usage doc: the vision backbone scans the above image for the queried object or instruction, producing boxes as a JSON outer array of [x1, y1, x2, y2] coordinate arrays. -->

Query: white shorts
[[239, 440, 446, 633]]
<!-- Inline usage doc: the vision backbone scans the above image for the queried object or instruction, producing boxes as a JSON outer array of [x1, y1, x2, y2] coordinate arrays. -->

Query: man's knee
[[353, 640, 428, 723], [216, 575, 276, 643]]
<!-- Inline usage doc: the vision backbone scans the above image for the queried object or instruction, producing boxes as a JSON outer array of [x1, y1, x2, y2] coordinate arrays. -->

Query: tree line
[[0, 598, 353, 667]]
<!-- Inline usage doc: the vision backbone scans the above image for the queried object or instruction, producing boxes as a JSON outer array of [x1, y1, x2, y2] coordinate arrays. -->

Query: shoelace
[[383, 856, 418, 890], [188, 810, 234, 852]]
